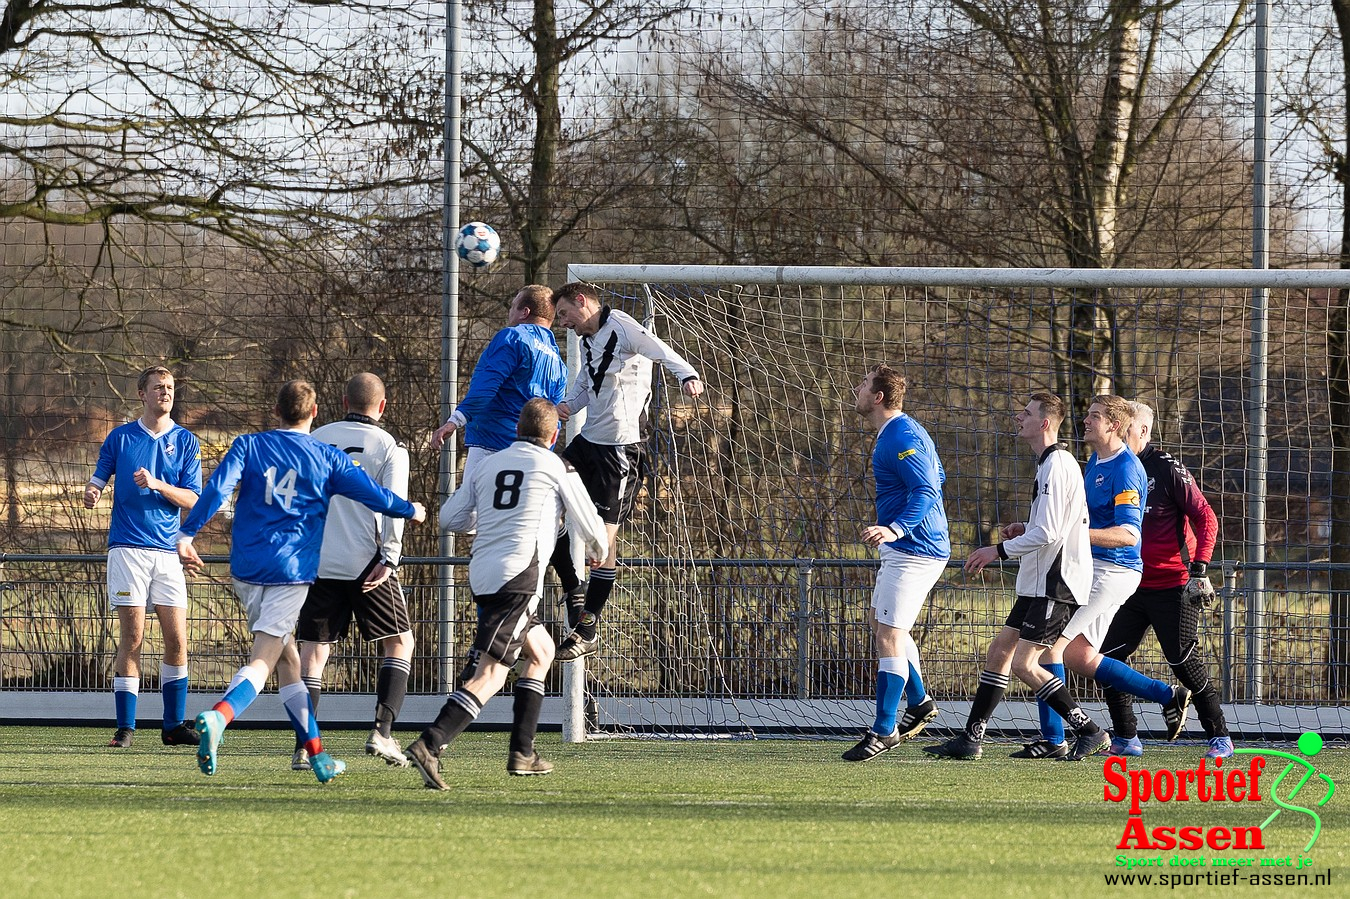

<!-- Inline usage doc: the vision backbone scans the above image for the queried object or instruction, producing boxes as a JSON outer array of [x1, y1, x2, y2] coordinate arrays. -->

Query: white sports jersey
[[564, 307, 700, 445], [998, 444, 1093, 604], [439, 440, 607, 597], [312, 416, 410, 579]]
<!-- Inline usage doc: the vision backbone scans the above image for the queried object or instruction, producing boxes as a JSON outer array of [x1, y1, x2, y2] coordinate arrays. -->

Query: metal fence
[[2, 554, 1345, 738]]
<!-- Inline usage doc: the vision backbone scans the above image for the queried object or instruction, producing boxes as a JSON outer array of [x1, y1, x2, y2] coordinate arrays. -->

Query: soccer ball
[[456, 222, 501, 269]]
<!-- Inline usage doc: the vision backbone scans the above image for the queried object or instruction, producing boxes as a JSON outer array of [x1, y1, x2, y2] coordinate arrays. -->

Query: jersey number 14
[[264, 466, 299, 510]]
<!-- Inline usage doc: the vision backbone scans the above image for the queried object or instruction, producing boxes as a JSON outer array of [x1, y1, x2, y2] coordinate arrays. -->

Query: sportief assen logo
[[1105, 732, 1334, 874]]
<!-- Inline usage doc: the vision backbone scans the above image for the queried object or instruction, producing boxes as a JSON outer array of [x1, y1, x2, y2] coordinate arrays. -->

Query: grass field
[[1, 728, 1346, 898]]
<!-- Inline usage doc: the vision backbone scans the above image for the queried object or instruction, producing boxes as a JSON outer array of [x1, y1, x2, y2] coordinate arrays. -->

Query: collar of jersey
[[136, 419, 176, 439]]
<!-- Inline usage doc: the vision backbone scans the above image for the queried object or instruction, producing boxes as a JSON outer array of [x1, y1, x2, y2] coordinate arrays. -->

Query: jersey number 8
[[493, 470, 523, 510]]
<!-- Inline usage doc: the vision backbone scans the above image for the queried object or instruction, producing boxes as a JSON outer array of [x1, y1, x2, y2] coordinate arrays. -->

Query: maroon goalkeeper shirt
[[1138, 443, 1219, 589]]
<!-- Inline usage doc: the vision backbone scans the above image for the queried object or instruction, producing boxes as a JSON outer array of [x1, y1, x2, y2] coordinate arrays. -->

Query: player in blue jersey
[[842, 365, 950, 762], [84, 365, 203, 749], [1033, 395, 1191, 760], [176, 380, 426, 783], [430, 285, 566, 464], [429, 286, 583, 619]]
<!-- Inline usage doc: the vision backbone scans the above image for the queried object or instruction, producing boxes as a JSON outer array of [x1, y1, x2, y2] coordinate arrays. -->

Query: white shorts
[[107, 547, 188, 610], [871, 547, 947, 630], [232, 580, 310, 639], [1060, 562, 1143, 648], [461, 445, 496, 486]]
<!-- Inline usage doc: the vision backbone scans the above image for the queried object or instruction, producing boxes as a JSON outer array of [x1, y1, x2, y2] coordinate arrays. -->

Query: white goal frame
[[559, 263, 1350, 742]]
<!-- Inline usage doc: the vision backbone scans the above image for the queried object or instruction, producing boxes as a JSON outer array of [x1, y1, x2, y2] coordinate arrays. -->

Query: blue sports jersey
[[872, 413, 951, 560], [91, 421, 202, 552], [179, 429, 417, 585], [1084, 446, 1147, 570], [458, 324, 566, 451]]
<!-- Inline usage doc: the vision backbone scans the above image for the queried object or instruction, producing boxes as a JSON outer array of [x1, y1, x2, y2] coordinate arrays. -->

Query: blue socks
[[161, 664, 188, 728], [1039, 662, 1065, 744], [1095, 656, 1173, 704], [280, 682, 323, 754], [873, 657, 907, 735], [214, 667, 265, 724], [113, 676, 138, 730], [904, 659, 928, 706]]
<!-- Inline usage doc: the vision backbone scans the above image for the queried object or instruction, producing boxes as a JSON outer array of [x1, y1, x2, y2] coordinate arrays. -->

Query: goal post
[[559, 263, 1350, 742]]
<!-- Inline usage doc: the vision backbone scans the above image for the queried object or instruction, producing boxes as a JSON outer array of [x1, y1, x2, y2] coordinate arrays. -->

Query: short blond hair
[[1091, 394, 1134, 431]]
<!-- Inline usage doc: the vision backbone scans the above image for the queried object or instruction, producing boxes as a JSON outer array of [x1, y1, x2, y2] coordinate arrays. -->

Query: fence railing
[[1, 555, 1342, 708]]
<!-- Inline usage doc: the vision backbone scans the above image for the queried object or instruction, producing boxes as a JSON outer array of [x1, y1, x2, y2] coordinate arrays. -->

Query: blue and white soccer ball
[[456, 221, 501, 269]]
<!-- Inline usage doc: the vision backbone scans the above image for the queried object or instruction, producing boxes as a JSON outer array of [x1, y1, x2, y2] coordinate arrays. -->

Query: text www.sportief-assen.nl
[[1103, 870, 1332, 888]]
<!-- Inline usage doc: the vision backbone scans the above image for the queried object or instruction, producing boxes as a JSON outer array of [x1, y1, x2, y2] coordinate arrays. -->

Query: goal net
[[559, 263, 1350, 743]]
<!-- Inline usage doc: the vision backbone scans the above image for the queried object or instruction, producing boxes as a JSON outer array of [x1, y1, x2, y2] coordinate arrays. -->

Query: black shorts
[[562, 434, 644, 526], [296, 556, 411, 643], [1005, 595, 1076, 646], [470, 589, 543, 668]]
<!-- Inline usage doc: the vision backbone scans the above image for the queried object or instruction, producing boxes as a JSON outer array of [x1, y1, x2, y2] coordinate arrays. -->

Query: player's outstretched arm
[[439, 480, 478, 533], [330, 454, 418, 520], [179, 437, 248, 539], [620, 315, 700, 384], [430, 418, 458, 451]]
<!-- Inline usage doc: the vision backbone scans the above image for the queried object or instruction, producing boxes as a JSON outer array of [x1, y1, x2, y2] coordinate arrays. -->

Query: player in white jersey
[[550, 281, 704, 661], [84, 365, 202, 749], [927, 393, 1112, 761], [178, 380, 426, 784], [405, 399, 606, 789], [292, 373, 415, 770]]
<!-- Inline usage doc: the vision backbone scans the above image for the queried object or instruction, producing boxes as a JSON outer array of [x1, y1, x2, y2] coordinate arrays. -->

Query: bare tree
[[461, 0, 689, 281]]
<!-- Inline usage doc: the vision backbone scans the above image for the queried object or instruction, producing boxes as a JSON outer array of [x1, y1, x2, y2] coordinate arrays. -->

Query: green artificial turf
[[0, 728, 1345, 898]]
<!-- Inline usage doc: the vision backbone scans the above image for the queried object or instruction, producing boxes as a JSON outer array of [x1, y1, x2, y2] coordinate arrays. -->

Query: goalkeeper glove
[[1181, 562, 1216, 608]]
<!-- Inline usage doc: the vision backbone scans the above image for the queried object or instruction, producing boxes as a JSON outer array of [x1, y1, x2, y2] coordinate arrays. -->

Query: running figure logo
[[1235, 732, 1336, 852]]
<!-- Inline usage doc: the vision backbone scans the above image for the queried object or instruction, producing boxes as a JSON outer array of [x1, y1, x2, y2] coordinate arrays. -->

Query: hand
[[430, 420, 457, 451], [362, 562, 393, 592], [177, 538, 204, 576], [1000, 522, 1026, 539], [410, 502, 427, 524], [557, 402, 571, 423], [133, 468, 163, 492], [964, 545, 1001, 574], [860, 525, 900, 548], [586, 556, 603, 568], [83, 484, 102, 509], [683, 378, 704, 399], [1182, 574, 1216, 607]]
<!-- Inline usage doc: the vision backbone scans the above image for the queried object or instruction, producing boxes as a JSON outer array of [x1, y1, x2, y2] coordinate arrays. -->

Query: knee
[[1009, 653, 1041, 683]]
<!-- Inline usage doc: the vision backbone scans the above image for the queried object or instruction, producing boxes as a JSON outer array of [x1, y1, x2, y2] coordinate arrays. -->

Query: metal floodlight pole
[[1246, 0, 1270, 703], [438, 0, 463, 693]]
